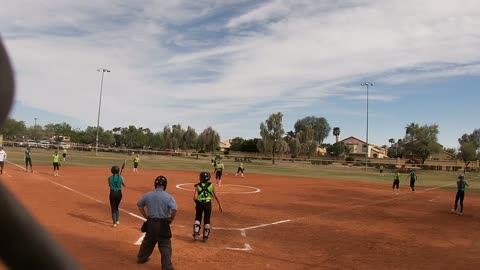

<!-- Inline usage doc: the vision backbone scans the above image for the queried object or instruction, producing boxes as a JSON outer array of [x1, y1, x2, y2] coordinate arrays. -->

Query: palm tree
[[333, 127, 340, 143], [405, 122, 416, 136], [388, 138, 395, 146]]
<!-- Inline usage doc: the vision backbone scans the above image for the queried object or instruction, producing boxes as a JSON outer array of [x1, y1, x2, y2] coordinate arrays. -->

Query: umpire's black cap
[[154, 176, 167, 190]]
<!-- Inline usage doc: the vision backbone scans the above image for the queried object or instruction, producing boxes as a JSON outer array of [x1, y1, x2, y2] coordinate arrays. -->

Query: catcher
[[193, 172, 223, 242]]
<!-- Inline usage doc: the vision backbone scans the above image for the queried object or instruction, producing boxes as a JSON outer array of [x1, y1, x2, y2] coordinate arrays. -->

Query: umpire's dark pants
[[137, 218, 175, 270]]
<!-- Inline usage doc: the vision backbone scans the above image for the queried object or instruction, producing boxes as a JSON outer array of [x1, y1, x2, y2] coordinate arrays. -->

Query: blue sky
[[1, 0, 480, 148]]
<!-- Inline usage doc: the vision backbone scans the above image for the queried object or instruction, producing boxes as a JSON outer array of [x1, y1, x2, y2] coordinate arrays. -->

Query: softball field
[[1, 161, 480, 270]]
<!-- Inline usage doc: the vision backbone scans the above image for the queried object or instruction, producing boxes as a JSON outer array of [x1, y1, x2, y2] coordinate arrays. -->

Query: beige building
[[219, 139, 231, 151], [341, 136, 387, 158]]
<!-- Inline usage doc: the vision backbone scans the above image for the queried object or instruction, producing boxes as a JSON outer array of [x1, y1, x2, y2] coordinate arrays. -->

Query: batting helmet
[[111, 166, 120, 174], [154, 176, 168, 190], [199, 171, 211, 182]]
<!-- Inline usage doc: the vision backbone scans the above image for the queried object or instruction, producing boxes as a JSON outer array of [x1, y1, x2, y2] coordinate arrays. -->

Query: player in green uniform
[[235, 161, 244, 177], [25, 147, 33, 173], [62, 148, 67, 161], [451, 174, 469, 215], [133, 154, 140, 173], [214, 159, 224, 186], [53, 151, 60, 176], [406, 169, 417, 193], [193, 172, 223, 242], [392, 170, 400, 194]]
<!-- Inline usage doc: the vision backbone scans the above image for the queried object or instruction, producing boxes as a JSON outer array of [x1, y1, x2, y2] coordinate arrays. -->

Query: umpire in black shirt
[[137, 176, 177, 269]]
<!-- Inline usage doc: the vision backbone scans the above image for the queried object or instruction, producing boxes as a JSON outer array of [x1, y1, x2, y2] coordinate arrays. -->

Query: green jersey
[[394, 172, 400, 181], [457, 180, 468, 192], [215, 163, 224, 172], [195, 182, 214, 202], [53, 154, 60, 163]]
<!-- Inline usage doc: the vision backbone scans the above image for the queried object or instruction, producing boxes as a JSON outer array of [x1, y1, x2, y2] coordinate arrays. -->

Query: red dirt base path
[[1, 164, 480, 270]]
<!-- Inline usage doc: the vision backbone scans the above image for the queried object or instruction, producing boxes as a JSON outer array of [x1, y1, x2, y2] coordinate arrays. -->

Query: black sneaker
[[137, 257, 150, 264]]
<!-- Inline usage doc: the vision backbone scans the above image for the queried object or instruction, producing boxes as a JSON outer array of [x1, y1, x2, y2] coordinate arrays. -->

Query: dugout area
[[1, 164, 480, 270]]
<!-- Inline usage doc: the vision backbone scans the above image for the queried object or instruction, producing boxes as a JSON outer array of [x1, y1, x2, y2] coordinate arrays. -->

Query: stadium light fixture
[[95, 68, 110, 156], [361, 82, 373, 171]]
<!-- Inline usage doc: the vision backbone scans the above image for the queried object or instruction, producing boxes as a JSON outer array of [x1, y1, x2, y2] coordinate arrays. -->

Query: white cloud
[[2, 0, 480, 140]]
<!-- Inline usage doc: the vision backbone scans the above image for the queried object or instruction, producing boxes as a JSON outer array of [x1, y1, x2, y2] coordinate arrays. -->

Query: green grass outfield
[[4, 147, 479, 191]]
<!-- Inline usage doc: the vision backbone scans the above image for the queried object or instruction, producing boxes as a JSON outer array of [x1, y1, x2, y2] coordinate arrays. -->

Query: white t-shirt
[[0, 150, 7, 162]]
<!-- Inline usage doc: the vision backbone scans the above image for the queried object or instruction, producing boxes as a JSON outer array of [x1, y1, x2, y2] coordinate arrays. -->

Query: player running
[[25, 147, 33, 173], [108, 166, 126, 227], [451, 174, 469, 216], [392, 170, 400, 194], [192, 172, 223, 242], [214, 159, 224, 186], [62, 148, 67, 162]]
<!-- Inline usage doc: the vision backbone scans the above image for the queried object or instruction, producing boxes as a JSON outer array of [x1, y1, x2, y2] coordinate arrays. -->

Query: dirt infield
[[1, 163, 480, 270]]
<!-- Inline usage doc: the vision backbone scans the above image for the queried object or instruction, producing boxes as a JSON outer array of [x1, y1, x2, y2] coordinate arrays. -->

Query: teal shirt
[[109, 175, 124, 191], [410, 171, 417, 180], [457, 180, 468, 192], [25, 150, 31, 159]]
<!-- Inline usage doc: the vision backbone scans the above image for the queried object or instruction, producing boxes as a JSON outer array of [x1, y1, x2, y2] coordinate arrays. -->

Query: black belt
[[197, 200, 211, 203], [148, 217, 170, 221]]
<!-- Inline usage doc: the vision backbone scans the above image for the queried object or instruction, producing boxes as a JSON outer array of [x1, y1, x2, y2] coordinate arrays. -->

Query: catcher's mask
[[199, 171, 211, 182]]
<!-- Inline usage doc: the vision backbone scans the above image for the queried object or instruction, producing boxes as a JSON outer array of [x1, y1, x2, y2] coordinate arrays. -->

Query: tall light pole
[[96, 68, 110, 156], [361, 82, 373, 171], [34, 117, 38, 140]]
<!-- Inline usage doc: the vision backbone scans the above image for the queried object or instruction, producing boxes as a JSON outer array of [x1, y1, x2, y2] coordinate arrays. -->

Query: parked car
[[14, 139, 26, 147], [37, 140, 50, 149], [26, 139, 37, 148], [51, 142, 70, 149]]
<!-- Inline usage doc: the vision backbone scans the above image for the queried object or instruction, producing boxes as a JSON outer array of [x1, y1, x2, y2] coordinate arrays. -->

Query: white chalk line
[[225, 243, 252, 251], [215, 219, 291, 231], [176, 183, 261, 194]]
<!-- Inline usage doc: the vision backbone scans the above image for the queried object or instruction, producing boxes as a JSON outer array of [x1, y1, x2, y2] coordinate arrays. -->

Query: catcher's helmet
[[199, 171, 211, 182], [111, 166, 120, 174], [154, 176, 168, 190]]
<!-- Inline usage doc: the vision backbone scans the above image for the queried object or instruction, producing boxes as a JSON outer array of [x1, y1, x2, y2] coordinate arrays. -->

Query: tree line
[[0, 119, 221, 152], [2, 115, 479, 165]]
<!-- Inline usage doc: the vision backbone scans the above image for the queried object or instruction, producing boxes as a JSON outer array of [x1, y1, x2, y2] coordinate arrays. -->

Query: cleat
[[451, 209, 456, 214], [113, 224, 117, 227], [203, 237, 208, 243], [193, 234, 199, 240], [116, 221, 120, 225]]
